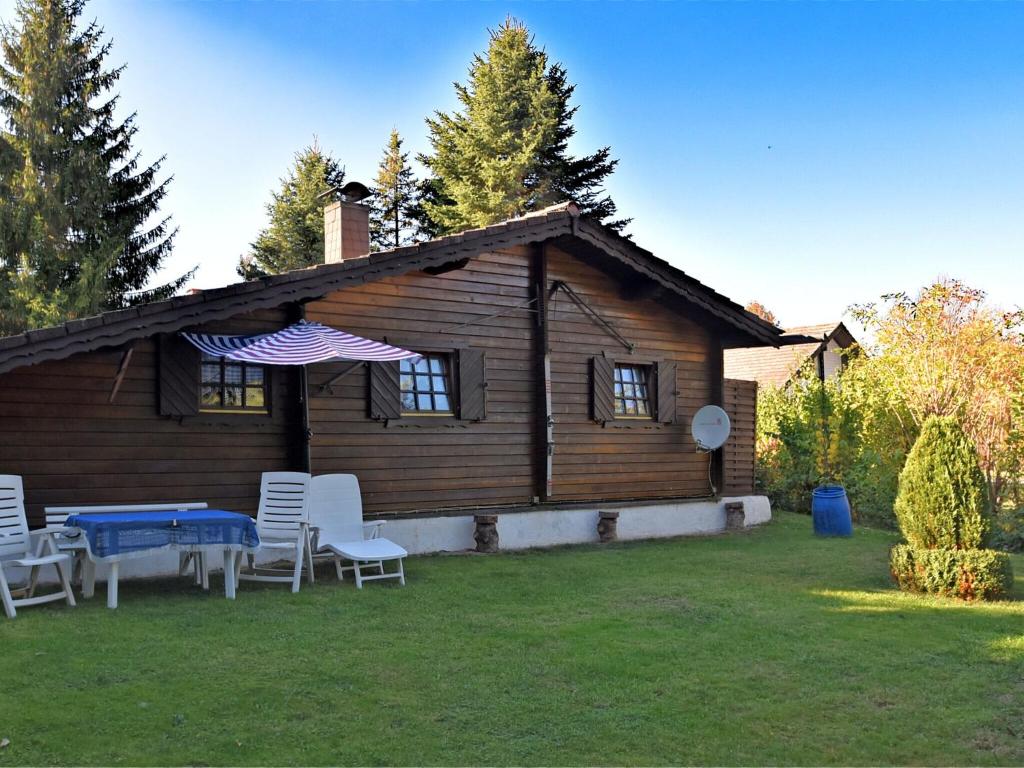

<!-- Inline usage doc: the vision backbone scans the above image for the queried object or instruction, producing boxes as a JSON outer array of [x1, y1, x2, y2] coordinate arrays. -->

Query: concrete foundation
[[20, 495, 770, 586]]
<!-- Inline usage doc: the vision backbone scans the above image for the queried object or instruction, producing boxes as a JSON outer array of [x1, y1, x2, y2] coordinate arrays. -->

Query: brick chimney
[[323, 199, 370, 264]]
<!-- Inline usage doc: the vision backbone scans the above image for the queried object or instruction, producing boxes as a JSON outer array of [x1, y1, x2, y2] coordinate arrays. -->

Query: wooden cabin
[[0, 202, 778, 549]]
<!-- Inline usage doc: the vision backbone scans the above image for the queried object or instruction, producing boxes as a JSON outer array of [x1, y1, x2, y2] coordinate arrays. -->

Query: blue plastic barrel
[[811, 485, 853, 537]]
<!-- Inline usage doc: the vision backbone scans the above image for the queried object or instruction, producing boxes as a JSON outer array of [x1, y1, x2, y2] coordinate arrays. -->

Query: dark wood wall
[[0, 309, 298, 525], [0, 241, 760, 523], [722, 377, 757, 495], [304, 247, 538, 514], [544, 245, 717, 501]]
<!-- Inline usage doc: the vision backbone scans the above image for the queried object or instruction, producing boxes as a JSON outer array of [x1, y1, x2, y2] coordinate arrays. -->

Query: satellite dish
[[691, 405, 731, 451]]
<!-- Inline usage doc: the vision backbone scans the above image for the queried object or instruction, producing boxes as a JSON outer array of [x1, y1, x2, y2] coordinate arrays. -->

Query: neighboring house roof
[[723, 321, 857, 388], [0, 203, 783, 375], [785, 322, 857, 348]]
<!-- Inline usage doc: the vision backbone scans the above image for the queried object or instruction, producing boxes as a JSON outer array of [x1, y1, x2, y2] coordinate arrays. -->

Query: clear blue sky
[[3, 0, 1022, 329]]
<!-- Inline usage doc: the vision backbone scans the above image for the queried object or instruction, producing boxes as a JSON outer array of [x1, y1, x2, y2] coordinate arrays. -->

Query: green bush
[[754, 356, 911, 526], [893, 415, 990, 550], [890, 544, 1014, 600], [991, 507, 1024, 553]]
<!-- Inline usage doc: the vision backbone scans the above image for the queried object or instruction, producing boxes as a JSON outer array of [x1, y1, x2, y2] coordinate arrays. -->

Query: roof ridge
[[785, 322, 840, 334], [0, 201, 783, 374]]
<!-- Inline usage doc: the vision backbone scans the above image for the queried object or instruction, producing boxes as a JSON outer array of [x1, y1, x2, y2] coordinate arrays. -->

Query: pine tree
[[419, 17, 624, 235], [540, 62, 624, 231], [369, 129, 418, 251], [237, 142, 345, 279], [0, 0, 187, 335]]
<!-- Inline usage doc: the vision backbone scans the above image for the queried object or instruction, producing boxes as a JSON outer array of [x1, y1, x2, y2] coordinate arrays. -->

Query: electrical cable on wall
[[704, 449, 717, 496]]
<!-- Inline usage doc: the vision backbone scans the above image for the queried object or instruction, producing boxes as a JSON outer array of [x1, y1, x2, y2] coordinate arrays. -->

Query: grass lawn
[[1, 511, 1022, 766]]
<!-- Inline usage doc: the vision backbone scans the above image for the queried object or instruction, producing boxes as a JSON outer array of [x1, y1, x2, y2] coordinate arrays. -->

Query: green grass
[[1, 512, 1022, 766]]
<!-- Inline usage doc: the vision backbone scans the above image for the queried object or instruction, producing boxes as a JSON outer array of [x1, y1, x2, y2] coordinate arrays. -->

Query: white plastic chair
[[0, 476, 76, 619], [43, 506, 89, 583], [308, 474, 407, 588], [236, 472, 313, 593]]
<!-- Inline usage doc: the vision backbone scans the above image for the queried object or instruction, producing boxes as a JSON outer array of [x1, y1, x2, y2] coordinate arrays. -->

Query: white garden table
[[57, 506, 260, 609]]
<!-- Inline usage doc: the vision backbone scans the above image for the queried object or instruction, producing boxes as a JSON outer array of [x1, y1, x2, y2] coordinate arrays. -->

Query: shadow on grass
[[807, 586, 1024, 660]]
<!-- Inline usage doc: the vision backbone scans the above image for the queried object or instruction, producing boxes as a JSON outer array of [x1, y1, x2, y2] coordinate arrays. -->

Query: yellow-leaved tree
[[852, 278, 1024, 509]]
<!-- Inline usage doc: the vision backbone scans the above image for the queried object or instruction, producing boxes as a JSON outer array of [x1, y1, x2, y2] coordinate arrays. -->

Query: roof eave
[[0, 206, 783, 373]]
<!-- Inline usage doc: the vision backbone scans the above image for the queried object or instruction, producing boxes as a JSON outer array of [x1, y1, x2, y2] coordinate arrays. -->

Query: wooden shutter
[[656, 361, 678, 424], [591, 356, 615, 423], [368, 360, 401, 421], [158, 333, 200, 417], [458, 348, 487, 421]]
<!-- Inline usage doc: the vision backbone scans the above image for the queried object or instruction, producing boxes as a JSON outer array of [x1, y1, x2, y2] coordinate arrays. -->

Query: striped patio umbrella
[[182, 321, 420, 365]]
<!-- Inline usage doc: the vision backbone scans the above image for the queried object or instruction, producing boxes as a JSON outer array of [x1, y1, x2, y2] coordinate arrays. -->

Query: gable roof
[[723, 321, 858, 387], [0, 203, 782, 375]]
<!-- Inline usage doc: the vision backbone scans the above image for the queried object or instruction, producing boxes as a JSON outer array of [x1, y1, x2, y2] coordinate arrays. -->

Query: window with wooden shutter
[[369, 348, 487, 422], [457, 348, 487, 421], [656, 361, 678, 424], [590, 356, 615, 423], [158, 334, 200, 417], [368, 360, 401, 421]]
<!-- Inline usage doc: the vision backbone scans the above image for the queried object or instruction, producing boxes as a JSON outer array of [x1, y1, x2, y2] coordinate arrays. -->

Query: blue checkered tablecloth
[[65, 509, 259, 560]]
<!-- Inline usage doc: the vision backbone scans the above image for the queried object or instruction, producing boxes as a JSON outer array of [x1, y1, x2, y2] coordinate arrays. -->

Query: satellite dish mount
[[690, 404, 732, 496]]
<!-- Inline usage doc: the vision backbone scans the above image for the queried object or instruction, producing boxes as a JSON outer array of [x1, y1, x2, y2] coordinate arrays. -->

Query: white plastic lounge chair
[[308, 474, 407, 588], [236, 472, 314, 593], [0, 475, 76, 619]]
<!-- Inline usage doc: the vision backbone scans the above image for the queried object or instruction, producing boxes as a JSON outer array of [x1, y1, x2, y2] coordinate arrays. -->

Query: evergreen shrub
[[890, 544, 1013, 600], [893, 416, 990, 550]]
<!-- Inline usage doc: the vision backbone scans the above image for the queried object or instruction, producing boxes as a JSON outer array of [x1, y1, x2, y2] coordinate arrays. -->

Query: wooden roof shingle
[[723, 321, 858, 387]]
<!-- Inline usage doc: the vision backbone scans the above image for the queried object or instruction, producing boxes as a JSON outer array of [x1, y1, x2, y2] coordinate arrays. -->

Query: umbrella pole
[[292, 302, 313, 474], [299, 364, 312, 474]]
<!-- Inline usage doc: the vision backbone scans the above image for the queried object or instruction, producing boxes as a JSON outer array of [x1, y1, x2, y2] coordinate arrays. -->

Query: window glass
[[400, 353, 454, 414], [199, 353, 269, 413], [613, 364, 652, 418]]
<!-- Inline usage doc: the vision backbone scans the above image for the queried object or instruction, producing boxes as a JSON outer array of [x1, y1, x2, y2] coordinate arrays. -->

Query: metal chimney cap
[[318, 181, 372, 204]]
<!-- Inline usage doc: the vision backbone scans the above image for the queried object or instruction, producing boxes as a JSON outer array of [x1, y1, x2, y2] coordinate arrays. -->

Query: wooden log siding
[[544, 245, 716, 501], [722, 378, 757, 495], [303, 247, 537, 514], [0, 243, 751, 523], [0, 309, 299, 526]]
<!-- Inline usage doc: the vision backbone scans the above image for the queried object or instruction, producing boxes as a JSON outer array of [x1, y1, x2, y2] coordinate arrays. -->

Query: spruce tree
[[541, 62, 625, 231], [0, 0, 187, 335], [420, 17, 624, 235], [237, 142, 345, 279], [369, 129, 418, 251], [406, 177, 452, 242]]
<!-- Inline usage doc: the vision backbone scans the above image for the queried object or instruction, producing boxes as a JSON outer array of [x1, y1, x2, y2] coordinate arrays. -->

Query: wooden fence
[[722, 378, 757, 495]]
